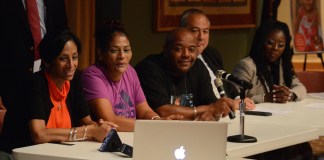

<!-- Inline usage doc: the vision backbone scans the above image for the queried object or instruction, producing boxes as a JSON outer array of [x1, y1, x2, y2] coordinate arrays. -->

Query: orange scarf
[[45, 72, 72, 128]]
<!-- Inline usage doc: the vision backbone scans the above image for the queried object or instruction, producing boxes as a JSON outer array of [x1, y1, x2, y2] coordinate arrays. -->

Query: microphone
[[217, 70, 253, 89], [214, 78, 235, 119], [214, 78, 227, 97]]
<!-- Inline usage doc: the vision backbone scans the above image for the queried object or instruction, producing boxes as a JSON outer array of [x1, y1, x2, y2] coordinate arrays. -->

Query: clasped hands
[[264, 85, 294, 103]]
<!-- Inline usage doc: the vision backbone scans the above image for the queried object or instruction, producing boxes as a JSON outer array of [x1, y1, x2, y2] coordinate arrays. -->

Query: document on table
[[304, 103, 324, 109], [307, 92, 324, 99]]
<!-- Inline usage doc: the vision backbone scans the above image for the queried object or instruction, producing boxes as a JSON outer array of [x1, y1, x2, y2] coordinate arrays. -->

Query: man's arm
[[157, 104, 207, 120], [157, 96, 234, 121]]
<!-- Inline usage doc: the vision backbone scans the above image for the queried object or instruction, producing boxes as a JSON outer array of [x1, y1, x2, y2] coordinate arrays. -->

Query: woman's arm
[[289, 76, 307, 101], [80, 115, 97, 125], [88, 98, 135, 132], [28, 118, 115, 144], [232, 58, 267, 103], [135, 101, 160, 119]]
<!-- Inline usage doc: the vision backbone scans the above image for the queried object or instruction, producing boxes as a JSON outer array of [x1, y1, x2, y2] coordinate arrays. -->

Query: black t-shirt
[[135, 53, 217, 111]]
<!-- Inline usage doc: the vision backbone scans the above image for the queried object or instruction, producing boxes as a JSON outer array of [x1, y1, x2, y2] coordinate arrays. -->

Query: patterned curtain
[[65, 0, 96, 71]]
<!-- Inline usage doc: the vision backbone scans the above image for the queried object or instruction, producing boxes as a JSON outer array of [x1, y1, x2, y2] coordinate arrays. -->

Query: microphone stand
[[227, 88, 257, 143]]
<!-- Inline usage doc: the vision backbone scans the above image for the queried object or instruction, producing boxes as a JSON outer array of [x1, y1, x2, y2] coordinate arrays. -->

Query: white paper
[[307, 92, 324, 99], [304, 103, 324, 109]]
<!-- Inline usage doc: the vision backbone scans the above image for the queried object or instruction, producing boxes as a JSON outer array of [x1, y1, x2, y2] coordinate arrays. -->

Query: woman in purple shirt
[[81, 20, 182, 131]]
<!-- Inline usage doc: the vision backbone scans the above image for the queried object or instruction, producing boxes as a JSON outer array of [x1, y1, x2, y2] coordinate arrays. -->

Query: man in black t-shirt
[[136, 27, 234, 121], [179, 8, 255, 109]]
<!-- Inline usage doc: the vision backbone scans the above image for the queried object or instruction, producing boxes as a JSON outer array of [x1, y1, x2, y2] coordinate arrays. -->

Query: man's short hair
[[163, 27, 195, 50], [179, 8, 205, 27]]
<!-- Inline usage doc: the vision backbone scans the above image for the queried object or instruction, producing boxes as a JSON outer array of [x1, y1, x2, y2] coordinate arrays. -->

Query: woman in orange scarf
[[0, 30, 117, 154]]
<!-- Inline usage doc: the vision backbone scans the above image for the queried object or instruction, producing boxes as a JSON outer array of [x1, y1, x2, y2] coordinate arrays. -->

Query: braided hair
[[249, 19, 294, 87]]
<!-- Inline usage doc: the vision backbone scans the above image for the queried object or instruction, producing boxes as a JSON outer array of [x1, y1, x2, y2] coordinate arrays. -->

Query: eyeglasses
[[265, 39, 285, 49]]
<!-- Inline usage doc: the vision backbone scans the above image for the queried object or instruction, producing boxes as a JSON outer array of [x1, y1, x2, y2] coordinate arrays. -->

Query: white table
[[12, 132, 248, 160], [221, 93, 324, 157], [225, 120, 318, 157], [244, 95, 324, 135], [12, 95, 323, 159], [13, 122, 318, 160]]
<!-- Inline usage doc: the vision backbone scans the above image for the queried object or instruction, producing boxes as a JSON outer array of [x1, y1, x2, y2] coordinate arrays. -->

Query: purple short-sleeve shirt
[[81, 64, 146, 118]]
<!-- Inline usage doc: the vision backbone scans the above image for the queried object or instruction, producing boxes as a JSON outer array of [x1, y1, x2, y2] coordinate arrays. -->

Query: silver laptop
[[133, 120, 228, 160]]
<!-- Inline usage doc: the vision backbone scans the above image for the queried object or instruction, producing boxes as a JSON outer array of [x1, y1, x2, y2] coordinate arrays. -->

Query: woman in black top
[[0, 30, 117, 154]]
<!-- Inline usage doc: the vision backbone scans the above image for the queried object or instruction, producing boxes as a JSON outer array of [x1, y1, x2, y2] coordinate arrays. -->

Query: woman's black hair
[[39, 29, 81, 67], [95, 19, 128, 52], [249, 19, 294, 87]]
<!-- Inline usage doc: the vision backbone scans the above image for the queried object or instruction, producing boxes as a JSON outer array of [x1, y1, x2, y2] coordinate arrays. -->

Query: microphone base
[[227, 135, 257, 143]]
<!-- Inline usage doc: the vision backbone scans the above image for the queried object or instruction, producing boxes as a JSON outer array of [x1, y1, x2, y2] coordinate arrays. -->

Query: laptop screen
[[133, 120, 228, 160]]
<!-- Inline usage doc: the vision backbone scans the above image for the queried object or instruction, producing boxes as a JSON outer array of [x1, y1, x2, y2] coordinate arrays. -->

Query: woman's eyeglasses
[[265, 39, 285, 49]]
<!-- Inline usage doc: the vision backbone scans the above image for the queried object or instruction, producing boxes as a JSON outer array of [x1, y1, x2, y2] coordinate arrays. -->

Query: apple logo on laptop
[[174, 146, 185, 159]]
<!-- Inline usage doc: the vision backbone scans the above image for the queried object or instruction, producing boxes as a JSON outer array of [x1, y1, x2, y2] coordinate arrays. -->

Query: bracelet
[[73, 126, 87, 141], [151, 115, 161, 120], [193, 106, 197, 118], [69, 127, 74, 141], [72, 127, 78, 141], [82, 126, 88, 140]]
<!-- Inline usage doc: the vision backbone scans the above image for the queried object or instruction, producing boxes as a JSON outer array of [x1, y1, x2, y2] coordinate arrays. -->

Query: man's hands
[[196, 97, 235, 121], [161, 114, 184, 120], [234, 97, 256, 110], [195, 112, 219, 121]]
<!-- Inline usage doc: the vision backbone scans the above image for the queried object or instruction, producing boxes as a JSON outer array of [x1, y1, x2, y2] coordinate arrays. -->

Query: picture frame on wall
[[154, 0, 257, 32], [291, 0, 324, 54]]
